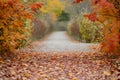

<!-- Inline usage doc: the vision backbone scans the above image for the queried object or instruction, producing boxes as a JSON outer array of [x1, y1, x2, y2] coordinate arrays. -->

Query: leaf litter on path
[[0, 51, 118, 80]]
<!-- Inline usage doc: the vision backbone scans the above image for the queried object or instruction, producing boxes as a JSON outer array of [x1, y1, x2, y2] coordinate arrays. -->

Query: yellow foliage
[[0, 0, 32, 53], [39, 0, 64, 15], [50, 13, 57, 21]]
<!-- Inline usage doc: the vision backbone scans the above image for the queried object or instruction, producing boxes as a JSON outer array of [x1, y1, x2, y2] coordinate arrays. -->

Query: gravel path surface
[[31, 31, 99, 52]]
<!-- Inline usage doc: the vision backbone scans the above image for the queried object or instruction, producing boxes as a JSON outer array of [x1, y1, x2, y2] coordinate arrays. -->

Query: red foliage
[[7, 0, 14, 7], [84, 13, 98, 22], [30, 2, 42, 14], [72, 0, 83, 4], [91, 0, 113, 8]]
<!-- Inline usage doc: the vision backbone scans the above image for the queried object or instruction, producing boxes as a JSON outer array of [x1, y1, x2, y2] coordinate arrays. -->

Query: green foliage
[[18, 20, 32, 49], [57, 11, 70, 21], [67, 15, 103, 43]]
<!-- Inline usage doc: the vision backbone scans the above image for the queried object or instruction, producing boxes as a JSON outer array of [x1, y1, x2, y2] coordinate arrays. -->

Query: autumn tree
[[89, 0, 120, 54], [73, 0, 120, 55], [39, 0, 65, 22], [0, 0, 41, 53], [57, 10, 70, 22]]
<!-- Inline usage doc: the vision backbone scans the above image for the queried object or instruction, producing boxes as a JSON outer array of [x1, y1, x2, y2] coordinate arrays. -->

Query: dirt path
[[28, 31, 99, 53], [0, 31, 118, 80]]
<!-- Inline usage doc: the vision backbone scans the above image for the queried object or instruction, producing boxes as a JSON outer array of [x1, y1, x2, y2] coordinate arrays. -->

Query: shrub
[[0, 0, 33, 53], [72, 0, 120, 54], [67, 15, 103, 43], [67, 20, 81, 40], [32, 18, 52, 40]]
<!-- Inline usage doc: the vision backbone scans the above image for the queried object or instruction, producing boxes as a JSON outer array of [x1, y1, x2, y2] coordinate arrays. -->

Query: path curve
[[31, 31, 99, 53]]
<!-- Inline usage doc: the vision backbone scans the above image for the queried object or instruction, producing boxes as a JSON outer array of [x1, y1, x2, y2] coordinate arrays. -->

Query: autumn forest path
[[1, 31, 117, 80], [29, 31, 98, 53]]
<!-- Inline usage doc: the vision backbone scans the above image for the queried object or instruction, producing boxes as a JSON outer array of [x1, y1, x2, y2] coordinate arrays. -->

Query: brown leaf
[[24, 73, 30, 78], [103, 70, 111, 76]]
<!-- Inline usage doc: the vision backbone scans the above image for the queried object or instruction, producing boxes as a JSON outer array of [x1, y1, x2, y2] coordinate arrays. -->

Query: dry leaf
[[24, 73, 30, 78], [103, 70, 111, 76]]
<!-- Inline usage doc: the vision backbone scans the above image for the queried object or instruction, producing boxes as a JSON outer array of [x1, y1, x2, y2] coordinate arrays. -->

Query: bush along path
[[0, 31, 120, 80]]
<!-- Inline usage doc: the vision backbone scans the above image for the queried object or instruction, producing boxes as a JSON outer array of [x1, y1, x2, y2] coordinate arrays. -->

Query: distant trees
[[57, 11, 70, 21]]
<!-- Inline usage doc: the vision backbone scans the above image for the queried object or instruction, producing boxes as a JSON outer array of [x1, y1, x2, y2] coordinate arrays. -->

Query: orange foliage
[[73, 0, 120, 54], [84, 13, 98, 22], [29, 2, 42, 14], [92, 0, 120, 54], [0, 0, 41, 53]]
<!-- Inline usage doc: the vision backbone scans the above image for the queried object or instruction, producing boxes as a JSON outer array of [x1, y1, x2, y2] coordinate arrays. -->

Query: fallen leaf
[[11, 70, 16, 75], [103, 70, 111, 76], [24, 73, 30, 78]]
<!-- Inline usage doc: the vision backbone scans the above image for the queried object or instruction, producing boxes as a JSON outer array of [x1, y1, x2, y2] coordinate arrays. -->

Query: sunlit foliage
[[39, 0, 64, 16], [0, 0, 41, 53], [67, 14, 103, 43], [73, 0, 120, 54], [90, 0, 120, 54]]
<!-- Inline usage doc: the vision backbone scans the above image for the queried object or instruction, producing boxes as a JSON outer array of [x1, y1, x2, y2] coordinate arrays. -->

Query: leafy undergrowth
[[0, 51, 119, 80]]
